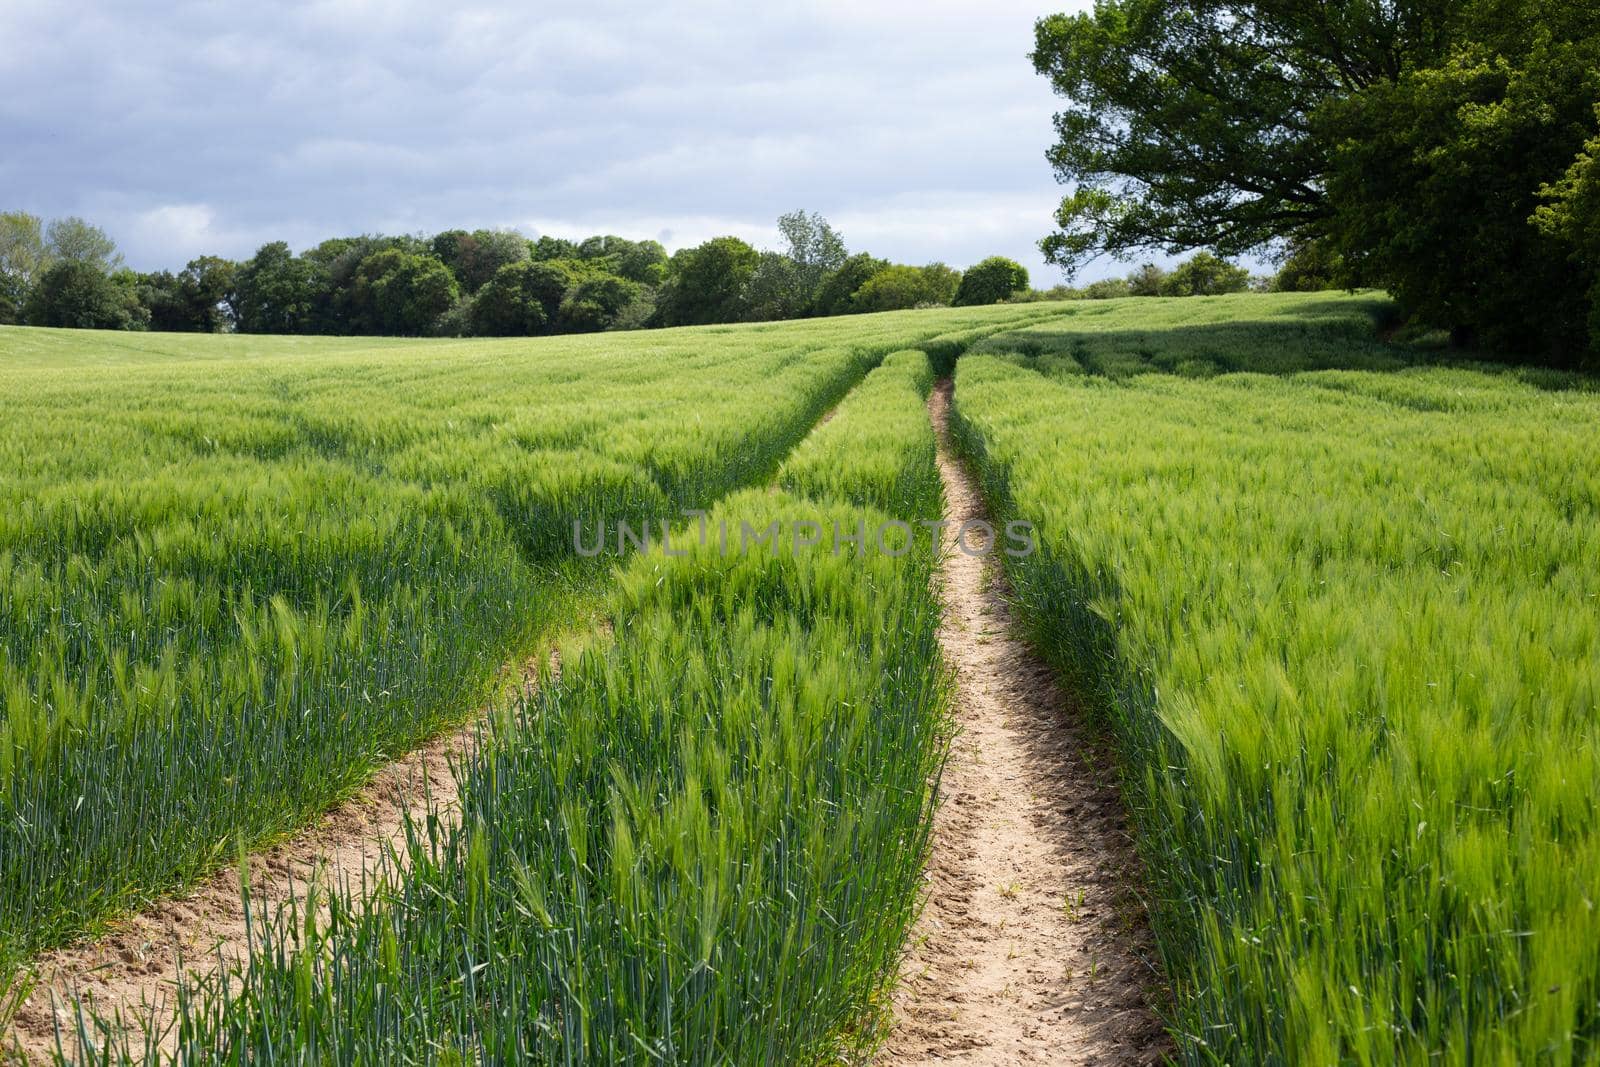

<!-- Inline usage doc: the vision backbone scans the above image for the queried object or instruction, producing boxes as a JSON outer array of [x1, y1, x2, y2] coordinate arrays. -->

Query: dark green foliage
[[1270, 239, 1349, 293], [557, 272, 642, 332], [953, 256, 1028, 306], [1125, 263, 1167, 297], [1080, 276, 1132, 300], [306, 235, 428, 333], [231, 241, 325, 334], [138, 256, 236, 332], [1, 207, 1043, 340], [2, 213, 133, 328], [613, 239, 669, 286], [0, 272, 22, 325], [469, 260, 552, 336], [1077, 254, 1255, 301], [22, 261, 141, 329], [224, 235, 656, 339], [134, 270, 184, 330], [812, 253, 889, 317], [430, 296, 476, 338], [741, 211, 851, 321], [522, 261, 584, 324], [1535, 115, 1600, 354], [1317, 16, 1600, 359], [183, 255, 239, 331], [346, 250, 460, 336], [575, 235, 669, 285], [653, 236, 759, 326], [1031, 0, 1600, 363], [1031, 0, 1462, 262], [743, 251, 812, 321]]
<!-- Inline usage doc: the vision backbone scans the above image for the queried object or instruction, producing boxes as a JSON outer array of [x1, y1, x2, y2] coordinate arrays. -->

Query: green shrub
[[953, 256, 1029, 305]]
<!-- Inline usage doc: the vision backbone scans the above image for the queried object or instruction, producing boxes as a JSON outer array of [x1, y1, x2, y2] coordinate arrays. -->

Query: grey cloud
[[1, 1, 1103, 280]]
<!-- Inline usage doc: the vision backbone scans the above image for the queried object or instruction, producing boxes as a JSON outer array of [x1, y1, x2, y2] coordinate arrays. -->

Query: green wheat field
[[2, 292, 1597, 1063]]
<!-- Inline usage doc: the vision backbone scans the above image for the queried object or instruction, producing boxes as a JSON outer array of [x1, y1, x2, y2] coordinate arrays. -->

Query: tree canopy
[[653, 236, 761, 327], [1032, 0, 1600, 363], [348, 250, 460, 336], [852, 263, 962, 312], [24, 261, 142, 329], [232, 242, 322, 334], [954, 257, 1029, 306], [431, 229, 530, 293], [0, 212, 50, 288], [45, 217, 123, 272]]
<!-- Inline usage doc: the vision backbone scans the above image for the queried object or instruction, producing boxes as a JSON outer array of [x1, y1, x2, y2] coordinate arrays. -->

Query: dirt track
[[881, 381, 1169, 1065], [1, 646, 572, 1064]]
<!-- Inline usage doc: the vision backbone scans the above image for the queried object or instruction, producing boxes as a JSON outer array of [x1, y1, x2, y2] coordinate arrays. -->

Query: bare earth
[[882, 381, 1170, 1066], [1, 645, 572, 1064]]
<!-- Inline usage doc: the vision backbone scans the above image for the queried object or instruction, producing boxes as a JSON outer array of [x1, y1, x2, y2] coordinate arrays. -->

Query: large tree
[[470, 259, 559, 336], [44, 216, 122, 272], [1534, 113, 1600, 352], [0, 273, 22, 324], [574, 235, 669, 286], [812, 253, 888, 318], [530, 235, 579, 262], [24, 260, 142, 329], [777, 210, 846, 296], [347, 249, 459, 336], [952, 257, 1028, 306], [653, 237, 759, 326], [558, 272, 643, 332], [1161, 252, 1250, 297], [743, 252, 809, 322], [740, 212, 848, 321], [1032, 0, 1600, 361], [0, 212, 51, 290], [231, 242, 324, 334], [140, 256, 237, 332]]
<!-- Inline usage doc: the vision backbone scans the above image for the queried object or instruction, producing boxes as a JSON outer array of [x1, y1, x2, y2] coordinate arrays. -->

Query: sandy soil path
[[881, 380, 1170, 1066], [1, 646, 571, 1064]]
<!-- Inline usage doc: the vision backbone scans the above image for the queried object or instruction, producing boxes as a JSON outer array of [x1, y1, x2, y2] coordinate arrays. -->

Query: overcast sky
[[0, 1, 1127, 282]]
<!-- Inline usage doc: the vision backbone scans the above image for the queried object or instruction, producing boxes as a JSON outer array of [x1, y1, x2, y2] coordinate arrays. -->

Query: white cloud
[[127, 204, 222, 257]]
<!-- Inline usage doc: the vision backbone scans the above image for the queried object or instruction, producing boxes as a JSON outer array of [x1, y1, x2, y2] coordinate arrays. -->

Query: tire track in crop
[[3, 382, 861, 1065], [1, 640, 593, 1065], [882, 380, 1169, 1066]]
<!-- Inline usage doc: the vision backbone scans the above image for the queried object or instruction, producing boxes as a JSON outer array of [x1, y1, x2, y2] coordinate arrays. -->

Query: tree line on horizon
[[0, 210, 1052, 337]]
